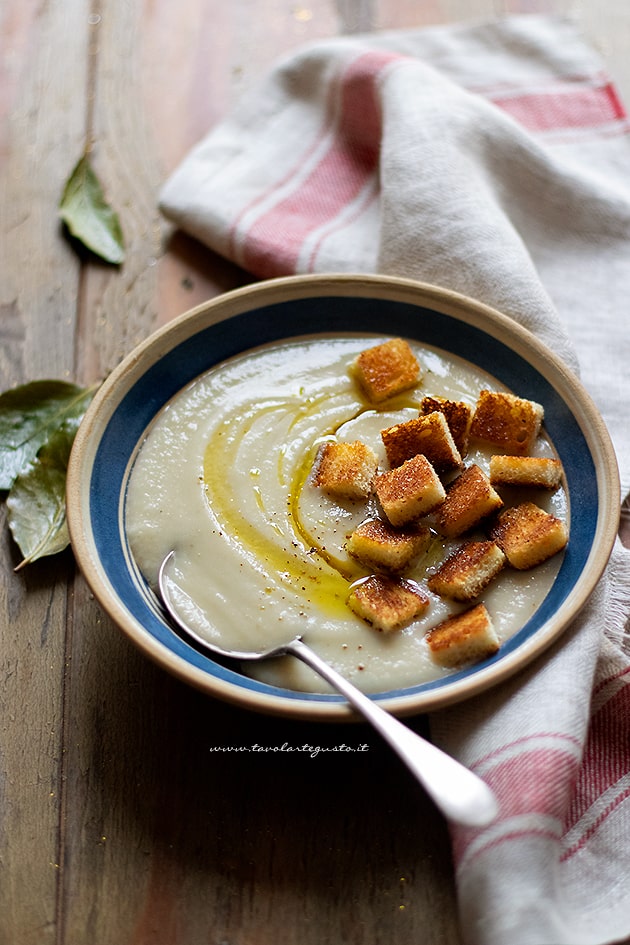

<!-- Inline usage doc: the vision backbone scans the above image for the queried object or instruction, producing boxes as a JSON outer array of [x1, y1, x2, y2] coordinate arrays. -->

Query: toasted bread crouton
[[419, 396, 473, 457], [346, 518, 432, 573], [312, 440, 378, 500], [354, 338, 421, 403], [427, 540, 506, 601], [470, 390, 544, 455], [489, 501, 568, 569], [347, 575, 430, 631], [426, 603, 500, 667], [434, 464, 503, 538], [374, 454, 446, 526], [381, 411, 463, 471], [489, 455, 564, 489]]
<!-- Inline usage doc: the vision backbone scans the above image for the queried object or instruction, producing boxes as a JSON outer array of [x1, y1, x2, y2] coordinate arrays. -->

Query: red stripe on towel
[[561, 784, 630, 862], [489, 80, 627, 131], [472, 731, 581, 771], [485, 748, 579, 819], [562, 679, 630, 848], [453, 681, 630, 867], [452, 746, 579, 865], [592, 663, 630, 697], [240, 49, 398, 278]]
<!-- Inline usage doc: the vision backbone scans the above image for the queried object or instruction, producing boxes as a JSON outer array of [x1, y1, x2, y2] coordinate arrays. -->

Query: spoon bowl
[[158, 551, 499, 828]]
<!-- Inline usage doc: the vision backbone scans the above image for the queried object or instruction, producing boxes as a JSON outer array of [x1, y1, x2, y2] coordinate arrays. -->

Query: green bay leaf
[[59, 154, 125, 264], [6, 419, 81, 568], [0, 380, 97, 490]]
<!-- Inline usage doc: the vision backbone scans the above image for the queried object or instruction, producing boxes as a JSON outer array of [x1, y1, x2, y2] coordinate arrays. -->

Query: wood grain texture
[[0, 1, 89, 943], [1, 1, 629, 943]]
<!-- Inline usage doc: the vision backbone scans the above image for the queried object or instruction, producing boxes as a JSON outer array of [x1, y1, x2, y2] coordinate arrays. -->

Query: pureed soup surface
[[125, 335, 567, 694]]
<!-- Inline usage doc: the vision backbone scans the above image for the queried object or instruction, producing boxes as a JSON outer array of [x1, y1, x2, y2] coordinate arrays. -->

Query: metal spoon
[[158, 551, 498, 828]]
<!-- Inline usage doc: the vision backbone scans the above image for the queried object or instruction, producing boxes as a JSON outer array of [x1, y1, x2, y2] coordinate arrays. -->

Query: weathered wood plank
[[70, 4, 164, 383], [138, 0, 342, 324], [0, 0, 90, 942], [0, 1, 85, 384]]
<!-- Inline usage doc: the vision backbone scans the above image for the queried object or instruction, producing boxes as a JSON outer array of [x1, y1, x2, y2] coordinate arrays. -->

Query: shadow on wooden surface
[[59, 584, 458, 943]]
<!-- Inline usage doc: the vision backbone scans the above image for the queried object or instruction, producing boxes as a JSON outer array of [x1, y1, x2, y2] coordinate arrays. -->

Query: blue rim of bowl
[[67, 275, 620, 719]]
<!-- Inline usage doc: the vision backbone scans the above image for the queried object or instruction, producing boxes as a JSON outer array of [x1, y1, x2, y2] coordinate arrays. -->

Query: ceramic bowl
[[66, 274, 620, 719]]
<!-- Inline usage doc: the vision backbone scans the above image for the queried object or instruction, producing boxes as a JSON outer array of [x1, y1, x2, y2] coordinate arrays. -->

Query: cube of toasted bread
[[312, 440, 378, 500], [374, 454, 446, 526], [489, 455, 563, 489], [346, 518, 432, 573], [470, 390, 544, 456], [381, 411, 463, 471], [434, 464, 503, 538], [427, 540, 506, 601], [354, 338, 421, 403], [419, 396, 473, 457], [426, 603, 500, 667], [347, 575, 430, 631], [489, 501, 568, 569]]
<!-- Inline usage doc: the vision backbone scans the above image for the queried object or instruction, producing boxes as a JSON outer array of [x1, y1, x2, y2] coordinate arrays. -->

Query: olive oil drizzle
[[203, 393, 363, 616]]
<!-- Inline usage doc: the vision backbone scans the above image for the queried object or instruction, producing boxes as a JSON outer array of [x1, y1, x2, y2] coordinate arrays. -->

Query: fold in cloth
[[160, 14, 630, 945]]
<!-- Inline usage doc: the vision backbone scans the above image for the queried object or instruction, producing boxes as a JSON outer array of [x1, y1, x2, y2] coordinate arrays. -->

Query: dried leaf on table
[[6, 419, 82, 567], [59, 153, 125, 264], [0, 380, 96, 490]]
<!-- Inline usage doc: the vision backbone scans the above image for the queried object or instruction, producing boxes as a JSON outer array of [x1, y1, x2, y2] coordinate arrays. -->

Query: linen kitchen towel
[[160, 14, 630, 945]]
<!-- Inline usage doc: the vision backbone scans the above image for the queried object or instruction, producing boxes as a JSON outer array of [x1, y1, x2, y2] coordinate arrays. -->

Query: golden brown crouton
[[426, 603, 500, 667], [381, 411, 463, 471], [374, 454, 446, 526], [427, 540, 506, 601], [489, 455, 564, 489], [470, 390, 544, 455], [433, 464, 503, 538], [312, 440, 378, 500], [346, 518, 432, 573], [354, 338, 421, 403], [347, 575, 430, 631], [489, 501, 568, 569], [419, 396, 473, 457]]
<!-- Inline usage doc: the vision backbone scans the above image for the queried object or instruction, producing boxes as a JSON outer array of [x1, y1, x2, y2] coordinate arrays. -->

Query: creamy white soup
[[125, 335, 567, 694]]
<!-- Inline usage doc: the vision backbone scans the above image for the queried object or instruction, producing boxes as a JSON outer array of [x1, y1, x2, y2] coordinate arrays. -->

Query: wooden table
[[2, 2, 629, 943]]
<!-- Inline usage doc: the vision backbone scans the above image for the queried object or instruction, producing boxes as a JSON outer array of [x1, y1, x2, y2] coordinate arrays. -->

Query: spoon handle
[[287, 638, 498, 828]]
